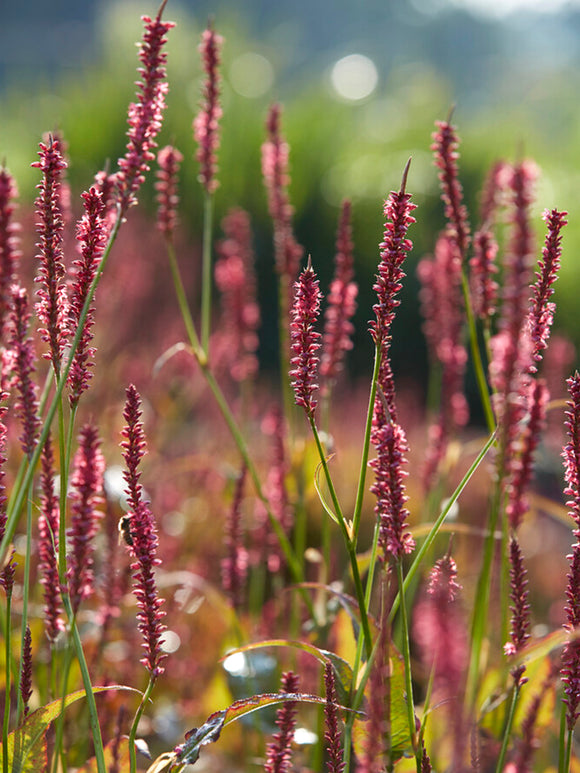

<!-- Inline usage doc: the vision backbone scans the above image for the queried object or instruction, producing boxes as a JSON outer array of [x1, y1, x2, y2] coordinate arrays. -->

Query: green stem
[[166, 241, 203, 360], [129, 677, 156, 773], [559, 702, 571, 773], [278, 275, 294, 442], [3, 592, 11, 773], [351, 343, 382, 544], [201, 192, 214, 356], [16, 473, 33, 723], [395, 559, 418, 758], [309, 414, 372, 659], [495, 680, 521, 773]]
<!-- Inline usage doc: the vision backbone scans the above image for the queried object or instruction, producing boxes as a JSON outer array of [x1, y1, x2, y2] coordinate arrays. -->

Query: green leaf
[[174, 692, 328, 766], [0, 685, 137, 772], [314, 457, 339, 524], [223, 639, 353, 705]]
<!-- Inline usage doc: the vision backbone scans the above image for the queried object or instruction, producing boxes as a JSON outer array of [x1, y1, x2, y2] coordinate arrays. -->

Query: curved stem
[[129, 677, 156, 773]]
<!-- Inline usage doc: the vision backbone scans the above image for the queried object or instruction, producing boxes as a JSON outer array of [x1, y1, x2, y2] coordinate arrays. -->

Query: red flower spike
[[290, 259, 322, 417], [20, 624, 33, 718], [221, 466, 248, 610], [324, 662, 345, 773], [8, 286, 40, 457], [116, 7, 174, 212], [0, 167, 21, 339], [156, 145, 184, 239], [264, 671, 299, 773], [32, 136, 69, 372], [470, 227, 499, 321], [193, 25, 223, 194], [504, 535, 531, 685], [38, 436, 64, 642]]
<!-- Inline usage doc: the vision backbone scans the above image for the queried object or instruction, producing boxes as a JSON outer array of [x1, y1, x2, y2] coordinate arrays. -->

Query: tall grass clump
[[0, 3, 579, 772]]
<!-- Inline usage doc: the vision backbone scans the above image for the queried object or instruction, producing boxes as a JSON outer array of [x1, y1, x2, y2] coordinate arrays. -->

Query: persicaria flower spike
[[67, 423, 105, 614], [67, 187, 107, 407], [38, 436, 64, 642], [193, 24, 223, 194], [431, 117, 470, 258], [370, 160, 416, 352], [324, 662, 345, 773], [32, 136, 69, 372], [527, 207, 567, 371], [116, 4, 174, 212], [320, 199, 358, 392], [121, 384, 167, 678], [504, 535, 531, 686], [221, 465, 248, 610], [156, 145, 183, 239], [20, 624, 33, 718], [290, 258, 322, 417], [8, 286, 40, 457], [0, 167, 21, 338], [264, 671, 299, 773]]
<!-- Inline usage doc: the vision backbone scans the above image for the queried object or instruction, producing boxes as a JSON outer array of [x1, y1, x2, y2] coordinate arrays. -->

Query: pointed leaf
[[314, 458, 339, 524]]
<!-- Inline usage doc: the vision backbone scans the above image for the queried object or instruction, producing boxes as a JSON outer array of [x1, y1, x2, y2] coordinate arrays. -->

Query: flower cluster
[[290, 260, 322, 417], [431, 119, 470, 258], [193, 25, 223, 194], [264, 671, 299, 773], [8, 286, 40, 457], [0, 167, 20, 338], [156, 145, 184, 239]]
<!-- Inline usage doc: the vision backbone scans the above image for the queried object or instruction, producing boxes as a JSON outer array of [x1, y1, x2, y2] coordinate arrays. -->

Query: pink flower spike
[[32, 135, 69, 373], [38, 435, 64, 643], [67, 424, 105, 614], [0, 167, 21, 338], [20, 624, 33, 718], [431, 117, 471, 258], [320, 200, 358, 391], [469, 227, 499, 320], [116, 6, 174, 212], [67, 187, 107, 407], [156, 145, 184, 239], [290, 258, 322, 417], [264, 671, 299, 773], [527, 207, 567, 370], [193, 24, 223, 194], [370, 160, 417, 353], [324, 662, 345, 773], [221, 465, 248, 610], [8, 286, 40, 457], [121, 383, 148, 514], [505, 535, 530, 685]]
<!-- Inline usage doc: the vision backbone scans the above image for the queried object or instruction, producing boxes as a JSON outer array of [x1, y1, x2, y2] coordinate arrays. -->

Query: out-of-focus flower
[[431, 118, 470, 258], [193, 25, 223, 194], [0, 167, 21, 338], [156, 145, 183, 240]]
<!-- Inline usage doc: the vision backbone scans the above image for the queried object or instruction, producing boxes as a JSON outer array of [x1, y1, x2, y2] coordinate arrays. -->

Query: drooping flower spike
[[290, 257, 322, 417], [193, 23, 223, 194], [116, 2, 174, 212]]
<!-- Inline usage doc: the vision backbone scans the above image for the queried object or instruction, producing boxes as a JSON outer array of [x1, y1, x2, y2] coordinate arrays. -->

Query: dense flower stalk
[[262, 104, 303, 281], [505, 379, 548, 530], [0, 400, 12, 595], [470, 227, 499, 320], [121, 385, 167, 677], [116, 6, 174, 211], [527, 208, 567, 370], [0, 167, 21, 337], [504, 535, 531, 685], [8, 286, 40, 457], [370, 171, 416, 353], [561, 373, 580, 729], [290, 259, 322, 417], [431, 119, 470, 258], [215, 208, 260, 382], [67, 187, 107, 407], [221, 465, 248, 610], [32, 136, 69, 372], [324, 662, 345, 773], [320, 200, 358, 391], [264, 671, 299, 773], [193, 25, 223, 194], [479, 159, 507, 226], [156, 145, 183, 239], [67, 424, 105, 614], [20, 624, 32, 718], [38, 436, 64, 642]]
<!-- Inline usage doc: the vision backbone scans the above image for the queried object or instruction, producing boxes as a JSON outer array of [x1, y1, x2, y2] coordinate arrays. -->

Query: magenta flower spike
[[262, 104, 303, 282], [324, 662, 345, 773], [469, 227, 499, 321], [156, 145, 184, 239], [121, 384, 167, 678], [8, 286, 40, 457], [38, 436, 64, 642], [431, 117, 471, 258], [215, 207, 261, 382], [527, 207, 567, 370], [0, 167, 21, 338], [504, 535, 531, 685], [264, 671, 299, 773], [67, 187, 107, 407], [290, 258, 322, 417], [67, 424, 105, 614], [20, 624, 33, 718], [320, 199, 358, 391], [370, 162, 417, 354], [221, 465, 248, 610], [32, 136, 69, 373], [193, 24, 223, 194], [116, 3, 174, 213], [561, 373, 580, 729], [479, 159, 508, 226]]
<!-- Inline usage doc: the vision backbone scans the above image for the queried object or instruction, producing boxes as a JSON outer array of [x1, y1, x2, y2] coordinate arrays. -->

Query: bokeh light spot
[[330, 54, 378, 102], [229, 52, 274, 98]]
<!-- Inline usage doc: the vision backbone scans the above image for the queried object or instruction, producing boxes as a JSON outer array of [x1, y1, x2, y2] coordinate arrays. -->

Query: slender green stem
[[461, 268, 495, 433], [559, 702, 570, 773], [309, 414, 372, 659], [495, 680, 521, 773], [129, 677, 156, 773], [51, 642, 75, 773], [166, 240, 203, 360], [201, 192, 214, 355], [395, 560, 418, 758], [16, 473, 33, 724], [351, 343, 382, 543], [3, 592, 11, 773]]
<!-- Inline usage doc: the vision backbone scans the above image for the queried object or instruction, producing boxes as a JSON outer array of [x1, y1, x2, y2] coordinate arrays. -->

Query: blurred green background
[[1, 0, 580, 407]]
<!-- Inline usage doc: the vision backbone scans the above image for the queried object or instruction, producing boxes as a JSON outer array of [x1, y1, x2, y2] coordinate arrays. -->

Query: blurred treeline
[[2, 0, 580, 408]]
